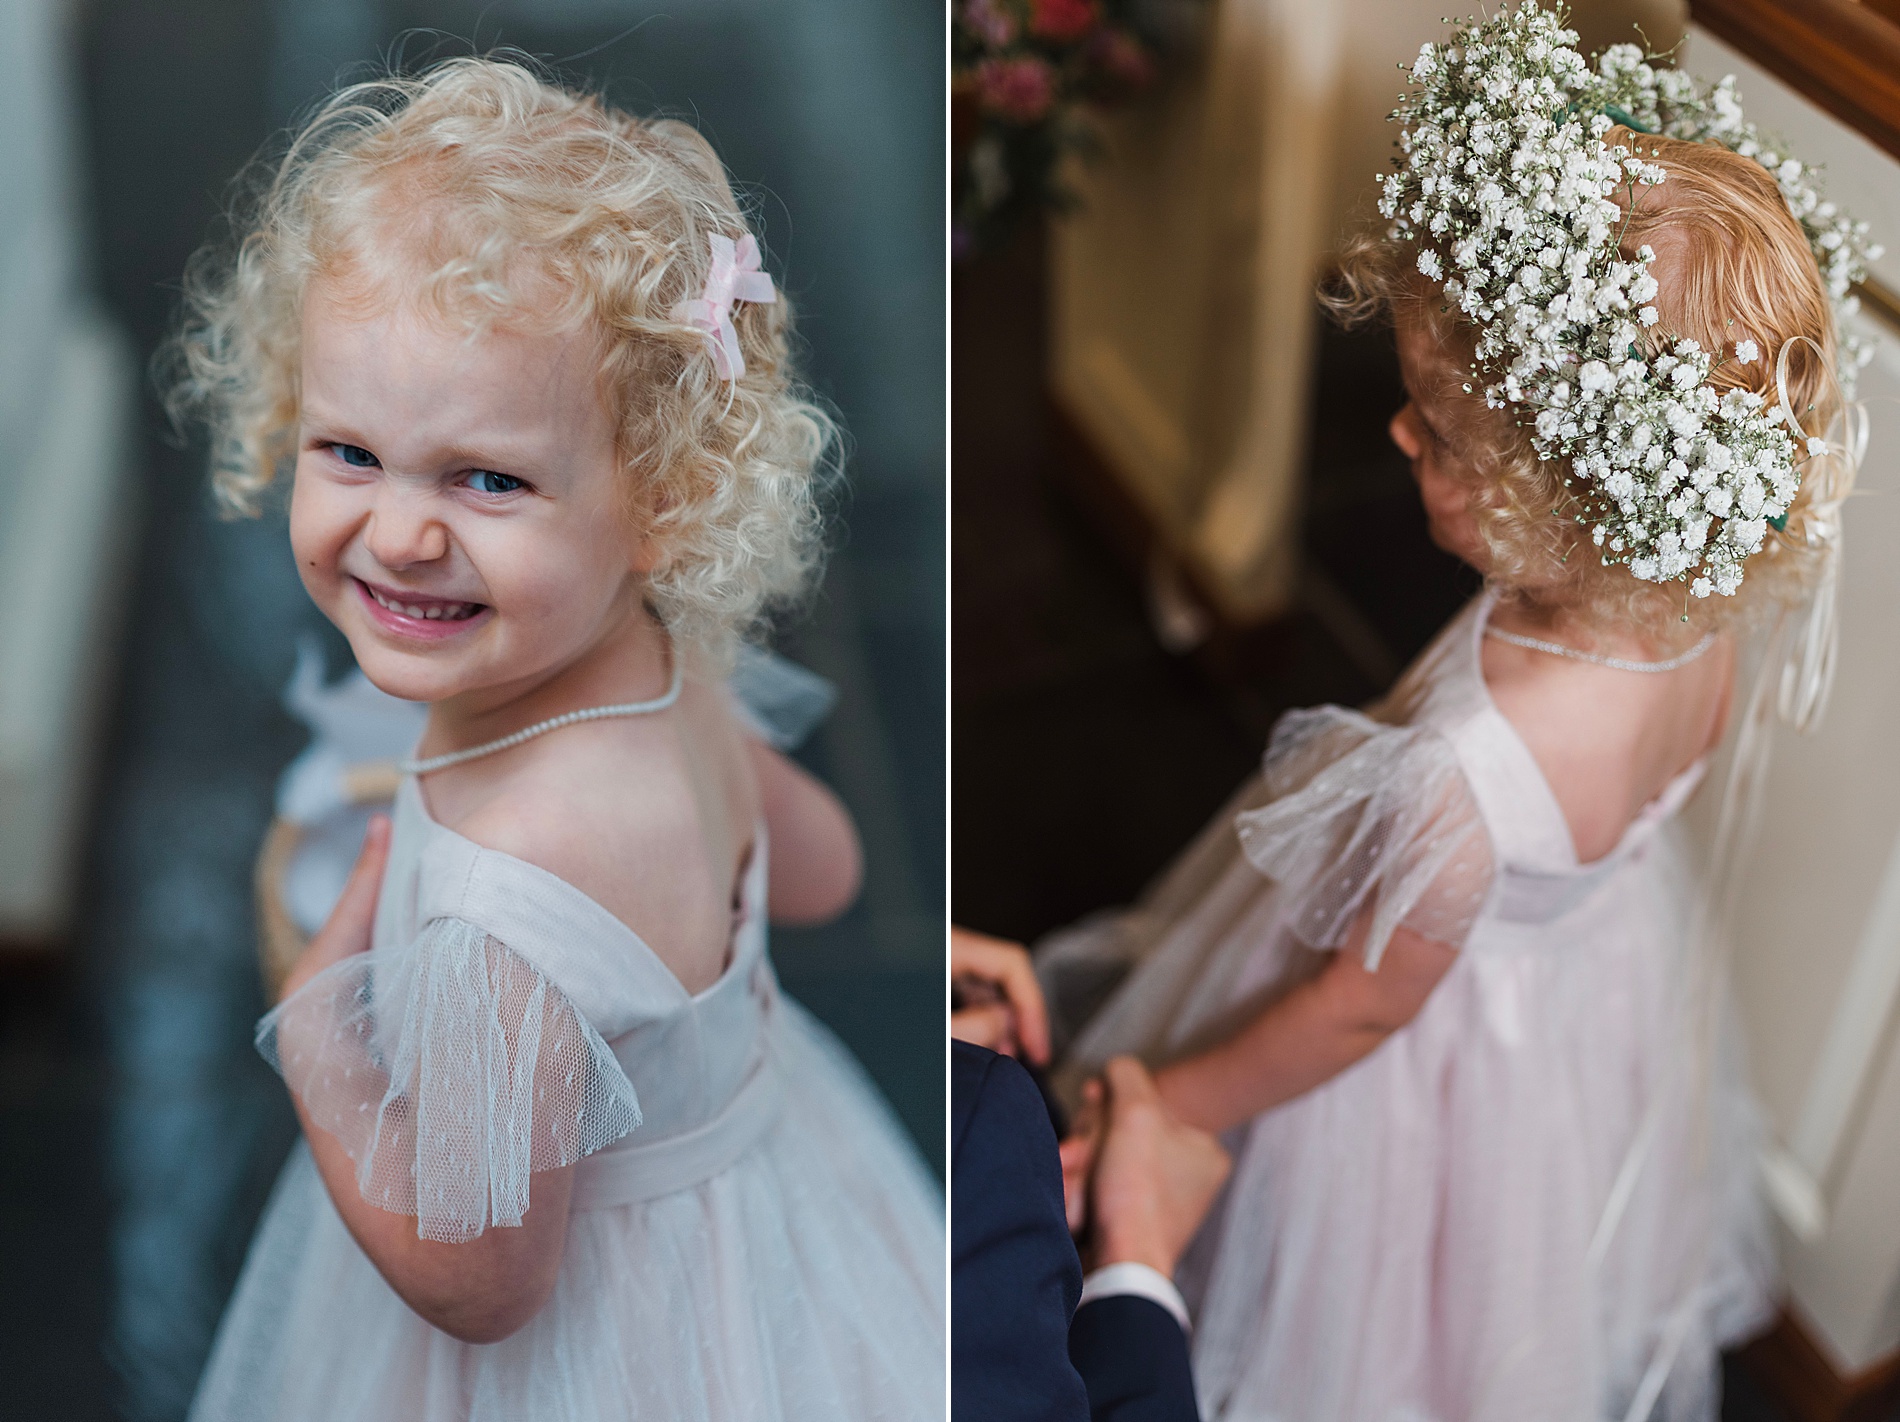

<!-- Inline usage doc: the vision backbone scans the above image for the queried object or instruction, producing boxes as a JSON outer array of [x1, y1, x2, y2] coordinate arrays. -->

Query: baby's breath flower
[[1385, 1, 1876, 598]]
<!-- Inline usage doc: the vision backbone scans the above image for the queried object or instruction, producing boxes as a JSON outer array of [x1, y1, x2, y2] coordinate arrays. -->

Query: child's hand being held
[[1058, 1078, 1104, 1234]]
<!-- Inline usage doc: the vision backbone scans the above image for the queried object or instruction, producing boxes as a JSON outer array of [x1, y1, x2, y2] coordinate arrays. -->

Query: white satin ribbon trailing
[[671, 232, 776, 381], [1772, 333, 1865, 733], [1581, 335, 1868, 1421], [571, 1046, 784, 1207]]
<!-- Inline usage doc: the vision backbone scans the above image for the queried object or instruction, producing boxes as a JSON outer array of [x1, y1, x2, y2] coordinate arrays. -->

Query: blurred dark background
[[0, 2, 943, 1418], [951, 225, 1475, 947]]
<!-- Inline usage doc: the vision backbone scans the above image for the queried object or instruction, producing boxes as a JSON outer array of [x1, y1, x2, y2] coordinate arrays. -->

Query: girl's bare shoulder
[[435, 682, 758, 989], [1482, 637, 1732, 863]]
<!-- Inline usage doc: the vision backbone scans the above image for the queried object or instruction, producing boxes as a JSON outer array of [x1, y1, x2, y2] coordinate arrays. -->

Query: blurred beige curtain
[[0, 0, 136, 945], [1048, 0, 1683, 625]]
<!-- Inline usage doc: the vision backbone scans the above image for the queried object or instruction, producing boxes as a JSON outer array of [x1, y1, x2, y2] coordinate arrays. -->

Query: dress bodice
[[207, 676, 948, 1422], [357, 776, 785, 1216], [1396, 592, 1708, 927], [1035, 595, 1772, 1422]]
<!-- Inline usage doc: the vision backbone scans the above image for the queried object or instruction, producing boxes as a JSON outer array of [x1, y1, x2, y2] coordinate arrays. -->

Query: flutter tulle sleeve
[[255, 918, 642, 1243], [1236, 706, 1494, 970], [727, 645, 836, 751]]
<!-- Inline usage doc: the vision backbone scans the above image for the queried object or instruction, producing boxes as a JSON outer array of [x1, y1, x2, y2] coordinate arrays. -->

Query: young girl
[[1040, 11, 1874, 1421], [170, 58, 943, 1421]]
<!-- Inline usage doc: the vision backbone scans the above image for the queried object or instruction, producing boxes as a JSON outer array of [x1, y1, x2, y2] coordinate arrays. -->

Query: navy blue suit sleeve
[[952, 1042, 1090, 1422], [1069, 1296, 1201, 1422]]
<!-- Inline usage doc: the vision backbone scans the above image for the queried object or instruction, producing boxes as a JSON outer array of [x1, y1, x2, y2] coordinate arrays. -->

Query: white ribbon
[[1772, 334, 1866, 733], [671, 232, 776, 381], [1562, 336, 1868, 1422]]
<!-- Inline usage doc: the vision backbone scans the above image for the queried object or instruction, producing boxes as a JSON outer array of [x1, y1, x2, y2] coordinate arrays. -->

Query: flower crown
[[1380, 2, 1880, 598]]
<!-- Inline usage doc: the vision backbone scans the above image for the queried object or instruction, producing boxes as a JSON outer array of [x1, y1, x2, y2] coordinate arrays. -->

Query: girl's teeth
[[369, 585, 475, 621]]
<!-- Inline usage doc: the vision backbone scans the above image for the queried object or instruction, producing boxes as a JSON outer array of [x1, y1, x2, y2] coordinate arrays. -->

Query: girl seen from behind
[[1041, 9, 1876, 1420]]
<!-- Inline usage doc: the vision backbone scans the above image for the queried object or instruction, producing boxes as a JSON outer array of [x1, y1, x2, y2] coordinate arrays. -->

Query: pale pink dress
[[1038, 592, 1775, 1422], [188, 774, 944, 1421]]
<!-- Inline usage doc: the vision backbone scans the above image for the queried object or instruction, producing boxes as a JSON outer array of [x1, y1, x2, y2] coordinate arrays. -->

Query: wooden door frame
[[1689, 0, 1900, 161]]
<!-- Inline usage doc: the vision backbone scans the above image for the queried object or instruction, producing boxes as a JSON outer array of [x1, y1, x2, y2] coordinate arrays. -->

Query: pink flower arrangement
[[1029, 0, 1100, 43], [953, 0, 1199, 254], [961, 0, 1017, 48], [1086, 26, 1155, 89], [976, 56, 1058, 124]]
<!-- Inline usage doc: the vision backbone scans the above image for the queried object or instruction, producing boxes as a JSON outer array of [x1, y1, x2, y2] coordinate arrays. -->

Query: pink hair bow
[[672, 232, 776, 380]]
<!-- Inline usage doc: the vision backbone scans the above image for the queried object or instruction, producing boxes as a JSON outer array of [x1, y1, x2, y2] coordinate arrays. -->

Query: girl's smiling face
[[290, 277, 648, 709], [1389, 316, 1489, 572]]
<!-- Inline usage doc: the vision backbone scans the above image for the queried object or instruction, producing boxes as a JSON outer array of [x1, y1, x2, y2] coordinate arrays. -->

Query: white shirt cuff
[[1078, 1262, 1191, 1334]]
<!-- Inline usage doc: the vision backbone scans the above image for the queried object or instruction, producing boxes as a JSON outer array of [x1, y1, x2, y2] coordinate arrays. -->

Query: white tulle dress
[[189, 744, 944, 1419], [1038, 592, 1775, 1422]]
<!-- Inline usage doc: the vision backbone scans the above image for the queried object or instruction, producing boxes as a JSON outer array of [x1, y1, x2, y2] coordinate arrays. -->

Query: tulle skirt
[[1047, 827, 1776, 1422], [188, 1001, 945, 1422]]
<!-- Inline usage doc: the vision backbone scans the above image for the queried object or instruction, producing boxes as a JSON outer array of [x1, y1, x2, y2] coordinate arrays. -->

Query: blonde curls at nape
[[162, 54, 838, 663]]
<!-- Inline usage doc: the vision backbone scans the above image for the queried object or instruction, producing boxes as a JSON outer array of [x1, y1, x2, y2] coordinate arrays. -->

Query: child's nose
[[363, 489, 450, 568]]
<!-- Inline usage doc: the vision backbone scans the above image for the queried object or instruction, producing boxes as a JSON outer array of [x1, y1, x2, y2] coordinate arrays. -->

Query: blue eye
[[467, 470, 524, 495], [334, 443, 378, 467]]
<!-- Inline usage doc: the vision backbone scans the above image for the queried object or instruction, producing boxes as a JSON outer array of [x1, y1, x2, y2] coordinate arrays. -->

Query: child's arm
[[1154, 916, 1457, 1135], [280, 819, 576, 1344], [301, 1117, 575, 1343], [747, 740, 863, 924]]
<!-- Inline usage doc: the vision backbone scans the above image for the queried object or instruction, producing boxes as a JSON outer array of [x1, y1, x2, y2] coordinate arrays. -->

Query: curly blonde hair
[[164, 56, 835, 657], [1326, 126, 1846, 639]]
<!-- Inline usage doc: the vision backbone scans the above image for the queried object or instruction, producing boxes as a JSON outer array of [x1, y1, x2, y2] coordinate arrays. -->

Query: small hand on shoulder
[[276, 812, 391, 1007]]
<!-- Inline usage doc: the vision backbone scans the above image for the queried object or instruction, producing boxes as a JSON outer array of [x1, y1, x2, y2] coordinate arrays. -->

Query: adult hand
[[950, 925, 1051, 1066], [278, 814, 391, 1004], [1057, 1076, 1105, 1233], [1061, 1056, 1230, 1277]]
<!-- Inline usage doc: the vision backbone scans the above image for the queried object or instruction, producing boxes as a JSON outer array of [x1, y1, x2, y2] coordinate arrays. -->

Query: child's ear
[[622, 504, 666, 577], [624, 525, 662, 577], [624, 476, 682, 576]]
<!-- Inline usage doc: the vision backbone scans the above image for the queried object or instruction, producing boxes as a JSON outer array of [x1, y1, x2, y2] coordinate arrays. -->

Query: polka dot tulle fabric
[[1035, 594, 1775, 1422], [192, 682, 943, 1421], [1237, 706, 1494, 969], [257, 919, 643, 1242]]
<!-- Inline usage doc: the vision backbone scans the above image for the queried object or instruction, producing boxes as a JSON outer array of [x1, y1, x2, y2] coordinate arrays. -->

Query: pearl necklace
[[400, 655, 684, 776], [1484, 624, 1717, 674]]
